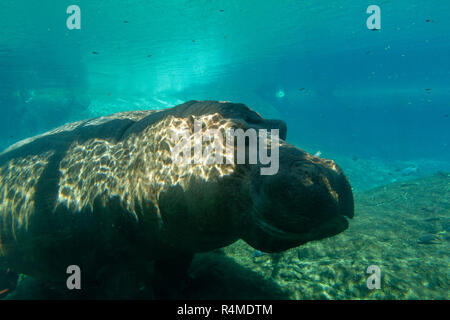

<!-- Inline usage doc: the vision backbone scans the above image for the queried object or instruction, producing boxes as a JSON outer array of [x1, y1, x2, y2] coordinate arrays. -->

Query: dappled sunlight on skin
[[83, 110, 159, 127], [57, 113, 238, 222], [0, 110, 161, 246], [0, 106, 280, 239], [0, 152, 54, 244], [0, 107, 343, 244], [1, 110, 158, 156]]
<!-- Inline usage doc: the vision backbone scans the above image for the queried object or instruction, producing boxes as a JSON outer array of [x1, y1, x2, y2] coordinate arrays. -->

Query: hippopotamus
[[0, 100, 353, 298]]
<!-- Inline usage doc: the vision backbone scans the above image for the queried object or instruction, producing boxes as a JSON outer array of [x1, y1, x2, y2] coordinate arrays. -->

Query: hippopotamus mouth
[[244, 146, 354, 252], [253, 207, 352, 242]]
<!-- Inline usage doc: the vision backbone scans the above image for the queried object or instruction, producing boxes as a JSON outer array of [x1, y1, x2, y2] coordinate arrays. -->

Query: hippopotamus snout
[[243, 143, 354, 252]]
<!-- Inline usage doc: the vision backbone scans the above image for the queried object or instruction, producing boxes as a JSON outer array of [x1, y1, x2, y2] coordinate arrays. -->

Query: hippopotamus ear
[[170, 100, 288, 140]]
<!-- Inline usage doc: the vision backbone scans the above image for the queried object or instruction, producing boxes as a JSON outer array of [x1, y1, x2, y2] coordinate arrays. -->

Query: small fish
[[425, 88, 432, 91], [299, 88, 305, 91], [123, 20, 129, 23], [92, 51, 99, 55], [425, 19, 434, 23], [219, 9, 224, 12], [147, 54, 152, 58], [314, 151, 322, 157]]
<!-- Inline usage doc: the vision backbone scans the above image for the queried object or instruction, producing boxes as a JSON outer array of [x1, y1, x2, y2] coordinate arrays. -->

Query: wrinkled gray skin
[[0, 100, 353, 298]]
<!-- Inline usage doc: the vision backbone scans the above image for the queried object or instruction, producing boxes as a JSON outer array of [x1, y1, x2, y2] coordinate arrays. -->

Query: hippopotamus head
[[150, 100, 354, 253], [242, 142, 354, 252]]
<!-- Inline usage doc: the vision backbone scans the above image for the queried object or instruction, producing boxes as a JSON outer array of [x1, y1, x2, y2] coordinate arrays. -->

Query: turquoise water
[[0, 1, 449, 299], [2, 1, 449, 165]]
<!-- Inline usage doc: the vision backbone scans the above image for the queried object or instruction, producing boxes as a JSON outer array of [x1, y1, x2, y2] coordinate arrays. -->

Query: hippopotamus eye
[[291, 160, 318, 177], [291, 160, 310, 172], [291, 161, 306, 173], [291, 161, 303, 169]]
